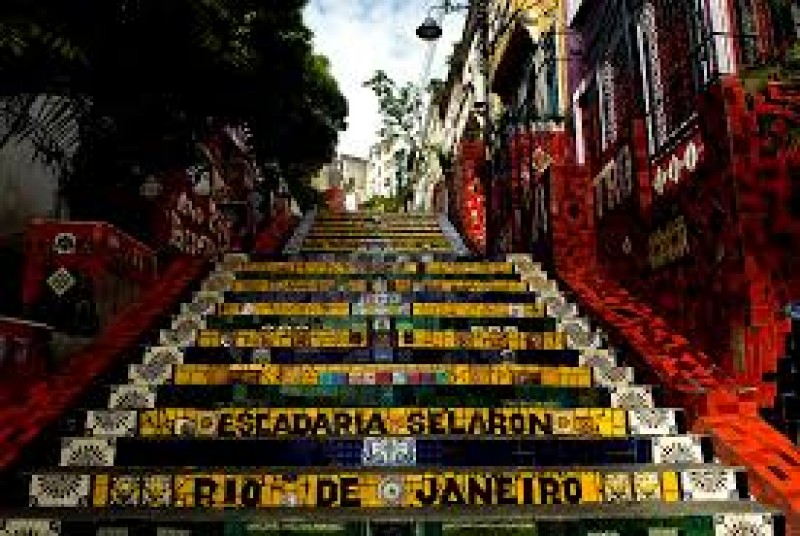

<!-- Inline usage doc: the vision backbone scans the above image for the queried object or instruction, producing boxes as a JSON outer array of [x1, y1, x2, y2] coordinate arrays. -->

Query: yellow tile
[[661, 471, 680, 502], [92, 474, 109, 507], [580, 473, 602, 503]]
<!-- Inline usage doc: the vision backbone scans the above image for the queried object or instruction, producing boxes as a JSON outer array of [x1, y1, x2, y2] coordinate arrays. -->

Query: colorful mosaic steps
[[228, 280, 530, 292], [215, 302, 540, 315], [116, 383, 638, 409], [187, 331, 569, 352], [202, 317, 557, 332], [30, 466, 751, 509], [89, 407, 679, 438], [2, 213, 783, 535], [227, 261, 515, 274], [50, 439, 719, 467], [0, 511, 778, 535], [176, 347, 599, 365]]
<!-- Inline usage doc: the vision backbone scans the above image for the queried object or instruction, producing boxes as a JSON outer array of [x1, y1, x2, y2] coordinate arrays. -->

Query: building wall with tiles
[[556, 0, 800, 408]]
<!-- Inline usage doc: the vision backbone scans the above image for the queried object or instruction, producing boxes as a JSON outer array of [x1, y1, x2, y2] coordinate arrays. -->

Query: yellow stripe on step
[[227, 262, 514, 274], [84, 469, 688, 508], [195, 329, 566, 351], [214, 303, 544, 317], [229, 280, 529, 292], [136, 407, 629, 438]]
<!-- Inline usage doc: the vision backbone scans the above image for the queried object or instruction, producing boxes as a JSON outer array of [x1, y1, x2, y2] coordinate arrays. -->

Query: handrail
[[0, 316, 53, 332]]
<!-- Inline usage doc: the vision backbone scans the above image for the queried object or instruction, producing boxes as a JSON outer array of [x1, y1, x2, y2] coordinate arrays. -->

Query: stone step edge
[[0, 501, 782, 522], [27, 462, 748, 475], [102, 383, 659, 410]]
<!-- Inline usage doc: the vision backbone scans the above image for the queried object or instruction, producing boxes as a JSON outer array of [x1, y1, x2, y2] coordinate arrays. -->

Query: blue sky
[[305, 0, 465, 159]]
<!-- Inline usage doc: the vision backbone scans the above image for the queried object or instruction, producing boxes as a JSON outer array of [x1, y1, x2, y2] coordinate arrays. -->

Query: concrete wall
[[0, 96, 79, 237], [0, 138, 60, 237]]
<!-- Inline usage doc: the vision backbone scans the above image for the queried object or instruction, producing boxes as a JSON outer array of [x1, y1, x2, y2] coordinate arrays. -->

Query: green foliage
[[362, 195, 403, 213], [364, 69, 440, 211], [0, 0, 347, 225], [363, 69, 421, 143], [785, 41, 800, 72]]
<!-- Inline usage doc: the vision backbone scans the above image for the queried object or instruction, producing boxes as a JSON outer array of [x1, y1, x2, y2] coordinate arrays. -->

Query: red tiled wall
[[561, 76, 800, 405], [0, 213, 298, 471], [455, 141, 487, 253]]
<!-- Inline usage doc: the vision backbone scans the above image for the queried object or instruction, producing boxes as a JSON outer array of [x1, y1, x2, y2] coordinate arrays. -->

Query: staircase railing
[[0, 213, 300, 476]]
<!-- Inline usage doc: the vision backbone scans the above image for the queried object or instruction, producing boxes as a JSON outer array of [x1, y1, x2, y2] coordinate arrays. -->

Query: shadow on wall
[[0, 233, 23, 317], [0, 138, 61, 234], [0, 137, 61, 317]]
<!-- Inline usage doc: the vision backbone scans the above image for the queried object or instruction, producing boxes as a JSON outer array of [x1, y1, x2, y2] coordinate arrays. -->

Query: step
[[53, 435, 716, 468], [159, 363, 596, 388], [224, 261, 516, 274], [227, 280, 531, 293], [28, 465, 752, 509], [300, 238, 453, 245], [203, 316, 559, 331], [296, 248, 455, 254], [177, 343, 614, 363], [171, 347, 600, 366], [109, 384, 655, 410], [214, 302, 545, 316], [207, 300, 553, 317], [217, 292, 545, 303], [86, 406, 684, 438], [0, 504, 784, 532], [288, 254, 462, 262], [230, 272, 525, 281], [129, 360, 635, 390], [187, 330, 570, 352]]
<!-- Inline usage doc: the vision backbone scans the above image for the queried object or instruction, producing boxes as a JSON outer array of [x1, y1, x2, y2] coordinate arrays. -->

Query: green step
[[0, 507, 784, 535]]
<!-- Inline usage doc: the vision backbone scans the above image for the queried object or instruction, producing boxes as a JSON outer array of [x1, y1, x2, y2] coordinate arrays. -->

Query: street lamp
[[417, 0, 551, 259], [416, 16, 444, 40]]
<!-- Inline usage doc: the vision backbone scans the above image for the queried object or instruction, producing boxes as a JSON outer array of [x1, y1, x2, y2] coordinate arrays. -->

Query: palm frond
[[0, 94, 85, 174]]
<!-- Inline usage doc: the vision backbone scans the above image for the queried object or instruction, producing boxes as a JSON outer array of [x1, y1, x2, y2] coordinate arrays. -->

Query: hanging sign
[[648, 215, 690, 269], [593, 145, 633, 218], [651, 131, 704, 195]]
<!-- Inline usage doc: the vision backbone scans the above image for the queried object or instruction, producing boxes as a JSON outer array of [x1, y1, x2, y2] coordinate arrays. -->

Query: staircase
[[0, 211, 785, 535]]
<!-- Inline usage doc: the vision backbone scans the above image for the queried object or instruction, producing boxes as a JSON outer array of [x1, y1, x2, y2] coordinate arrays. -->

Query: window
[[598, 61, 618, 151], [529, 33, 561, 123], [637, 0, 714, 155], [734, 0, 760, 67], [579, 82, 602, 166]]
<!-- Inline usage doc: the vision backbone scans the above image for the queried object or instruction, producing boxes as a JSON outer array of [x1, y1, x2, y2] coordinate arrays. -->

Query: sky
[[304, 0, 465, 160]]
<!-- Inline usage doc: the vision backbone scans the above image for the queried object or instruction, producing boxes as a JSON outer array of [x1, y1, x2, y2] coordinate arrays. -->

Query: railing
[[0, 316, 54, 383], [22, 220, 159, 335]]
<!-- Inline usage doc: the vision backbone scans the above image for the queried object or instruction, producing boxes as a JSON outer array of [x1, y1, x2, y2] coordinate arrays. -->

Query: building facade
[[435, 0, 567, 253], [312, 154, 369, 209], [412, 91, 447, 211], [439, 0, 800, 439], [367, 138, 409, 201], [565, 0, 800, 405]]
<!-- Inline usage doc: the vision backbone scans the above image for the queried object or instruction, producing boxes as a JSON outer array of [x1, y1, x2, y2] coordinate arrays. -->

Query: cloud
[[305, 0, 464, 159]]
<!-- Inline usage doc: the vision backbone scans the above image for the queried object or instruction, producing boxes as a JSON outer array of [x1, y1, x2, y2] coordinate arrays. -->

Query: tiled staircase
[[0, 211, 785, 535]]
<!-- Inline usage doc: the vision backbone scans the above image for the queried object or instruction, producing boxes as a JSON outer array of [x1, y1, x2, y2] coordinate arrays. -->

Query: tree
[[363, 70, 421, 144], [363, 70, 426, 210], [363, 70, 451, 211], [0, 0, 347, 227]]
